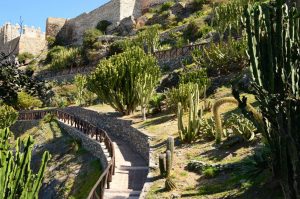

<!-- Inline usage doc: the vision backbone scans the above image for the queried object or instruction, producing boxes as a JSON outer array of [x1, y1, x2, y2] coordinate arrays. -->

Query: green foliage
[[74, 75, 97, 106], [224, 114, 256, 141], [0, 128, 50, 199], [198, 117, 216, 140], [87, 47, 160, 115], [177, 84, 203, 143], [18, 52, 34, 64], [0, 57, 53, 106], [202, 167, 218, 178], [166, 83, 195, 112], [74, 74, 86, 106], [96, 20, 111, 32], [180, 67, 210, 90], [40, 113, 57, 124], [212, 0, 247, 36], [46, 36, 56, 48], [233, 2, 300, 198], [160, 1, 175, 12], [136, 25, 160, 53], [83, 28, 103, 50], [149, 93, 166, 114], [17, 91, 43, 110], [0, 104, 18, 129], [192, 39, 247, 76], [183, 21, 203, 42], [108, 39, 133, 56], [192, 0, 207, 11], [48, 46, 82, 71]]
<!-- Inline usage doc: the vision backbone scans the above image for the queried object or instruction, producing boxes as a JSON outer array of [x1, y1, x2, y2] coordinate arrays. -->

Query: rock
[[170, 2, 186, 16], [136, 16, 148, 29], [171, 193, 181, 198], [117, 16, 137, 36]]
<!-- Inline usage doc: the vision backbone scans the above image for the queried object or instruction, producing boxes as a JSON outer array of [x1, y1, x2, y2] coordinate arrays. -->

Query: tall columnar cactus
[[137, 73, 159, 121], [166, 137, 174, 164], [159, 154, 166, 177], [0, 128, 50, 199], [233, 2, 300, 198], [178, 84, 203, 143], [166, 150, 172, 177], [212, 97, 263, 144]]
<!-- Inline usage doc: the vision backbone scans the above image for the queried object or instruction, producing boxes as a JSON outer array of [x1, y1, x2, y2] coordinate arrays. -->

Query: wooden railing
[[18, 109, 115, 199]]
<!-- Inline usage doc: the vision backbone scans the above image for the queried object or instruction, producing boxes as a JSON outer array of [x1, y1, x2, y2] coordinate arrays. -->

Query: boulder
[[136, 16, 148, 29], [170, 2, 186, 16], [117, 16, 136, 36]]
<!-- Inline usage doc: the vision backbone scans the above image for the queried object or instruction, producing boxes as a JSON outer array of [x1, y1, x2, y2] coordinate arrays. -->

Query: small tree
[[87, 47, 160, 115]]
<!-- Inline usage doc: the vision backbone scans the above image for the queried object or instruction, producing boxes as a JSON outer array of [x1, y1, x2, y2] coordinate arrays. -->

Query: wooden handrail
[[18, 109, 115, 199]]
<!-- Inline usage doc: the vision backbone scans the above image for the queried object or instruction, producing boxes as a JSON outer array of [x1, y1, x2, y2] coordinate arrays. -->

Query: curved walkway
[[62, 107, 148, 199]]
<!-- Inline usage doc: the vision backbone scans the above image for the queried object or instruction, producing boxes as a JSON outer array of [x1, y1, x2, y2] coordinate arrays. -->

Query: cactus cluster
[[0, 128, 50, 199], [233, 2, 300, 198], [212, 97, 262, 144], [158, 137, 177, 191], [87, 47, 160, 116], [178, 84, 203, 143]]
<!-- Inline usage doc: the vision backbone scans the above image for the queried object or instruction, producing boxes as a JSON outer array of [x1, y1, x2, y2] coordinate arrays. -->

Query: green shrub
[[202, 167, 218, 178], [96, 20, 112, 32], [183, 21, 203, 42], [74, 74, 96, 106], [18, 52, 34, 64], [87, 47, 161, 115], [149, 93, 166, 114], [49, 47, 82, 71], [160, 1, 175, 12], [83, 28, 103, 50], [17, 91, 43, 110], [192, 0, 207, 11], [45, 46, 66, 63], [192, 39, 247, 76], [0, 104, 18, 129], [46, 36, 56, 48], [180, 67, 210, 90], [136, 25, 160, 53], [108, 39, 133, 56], [166, 83, 195, 112]]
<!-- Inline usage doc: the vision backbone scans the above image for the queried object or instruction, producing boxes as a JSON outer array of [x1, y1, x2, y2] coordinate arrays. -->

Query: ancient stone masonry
[[46, 0, 169, 45], [0, 23, 46, 55]]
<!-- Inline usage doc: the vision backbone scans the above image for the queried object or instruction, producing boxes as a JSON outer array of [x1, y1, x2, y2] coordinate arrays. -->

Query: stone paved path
[[63, 107, 148, 199]]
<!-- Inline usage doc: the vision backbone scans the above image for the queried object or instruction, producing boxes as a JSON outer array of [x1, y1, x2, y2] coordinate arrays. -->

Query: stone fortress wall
[[0, 23, 46, 55], [0, 0, 169, 55], [46, 0, 169, 45]]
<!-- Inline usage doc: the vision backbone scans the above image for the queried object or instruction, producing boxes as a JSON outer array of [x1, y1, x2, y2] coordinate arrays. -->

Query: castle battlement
[[0, 22, 47, 55]]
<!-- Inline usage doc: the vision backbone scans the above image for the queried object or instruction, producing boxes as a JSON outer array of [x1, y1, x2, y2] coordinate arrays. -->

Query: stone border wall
[[58, 121, 108, 168]]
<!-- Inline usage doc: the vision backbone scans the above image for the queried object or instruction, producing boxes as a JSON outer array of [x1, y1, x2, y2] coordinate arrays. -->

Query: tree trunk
[[142, 106, 147, 121]]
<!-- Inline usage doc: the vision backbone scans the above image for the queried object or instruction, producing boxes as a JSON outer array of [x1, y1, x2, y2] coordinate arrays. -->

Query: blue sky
[[0, 0, 109, 31]]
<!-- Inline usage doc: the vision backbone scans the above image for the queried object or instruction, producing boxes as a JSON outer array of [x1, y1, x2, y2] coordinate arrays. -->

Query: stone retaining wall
[[64, 107, 150, 163], [58, 121, 108, 168]]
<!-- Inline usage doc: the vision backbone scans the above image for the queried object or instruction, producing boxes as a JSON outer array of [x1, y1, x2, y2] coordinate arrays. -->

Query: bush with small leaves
[[18, 52, 34, 64], [0, 104, 18, 129], [17, 91, 43, 110]]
